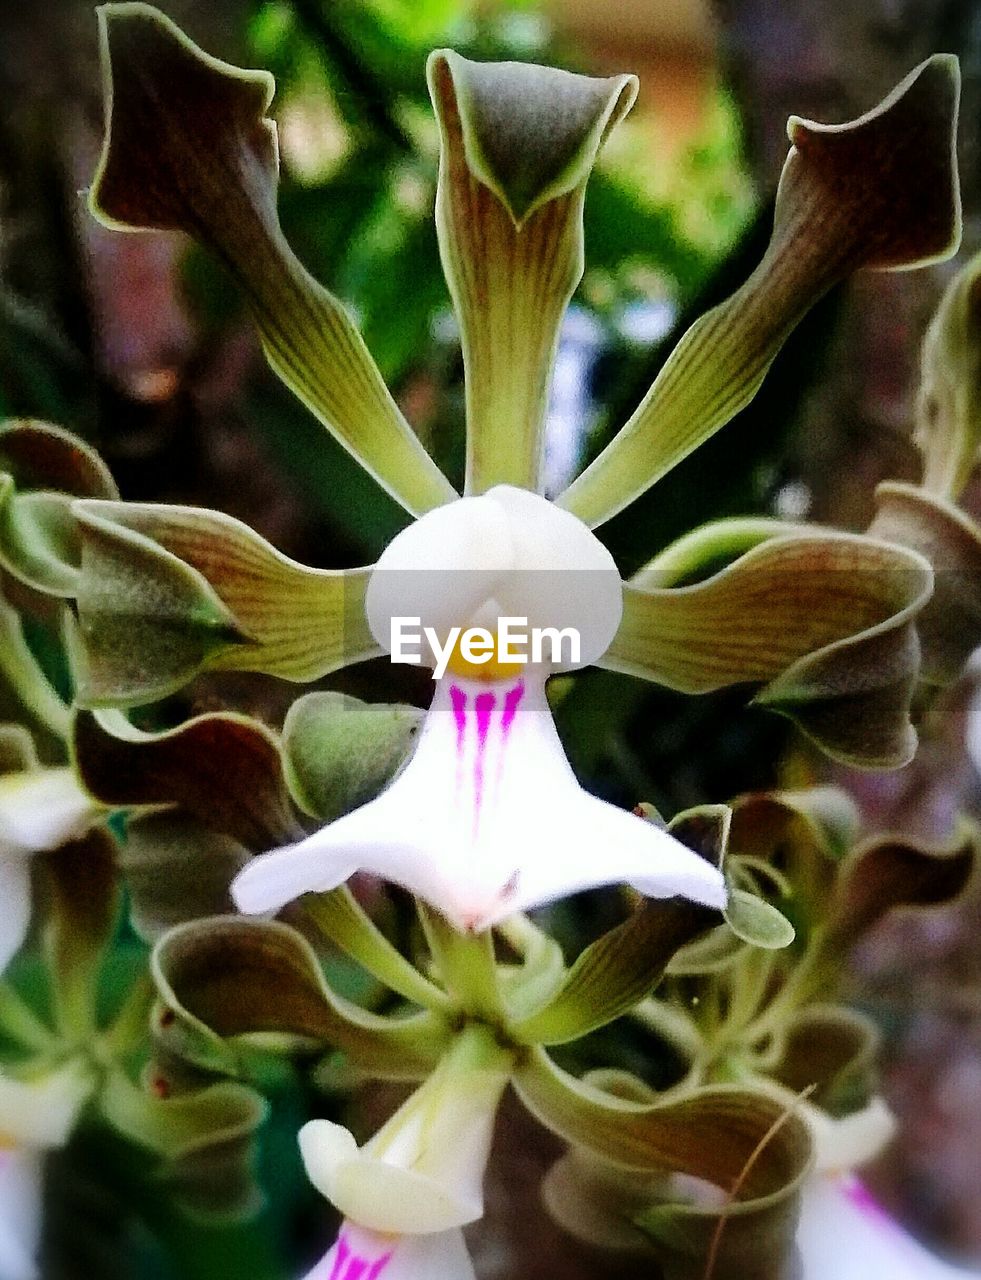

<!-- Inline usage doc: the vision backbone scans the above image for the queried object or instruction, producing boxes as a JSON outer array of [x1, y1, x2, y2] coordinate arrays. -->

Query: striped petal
[[91, 4, 455, 515]]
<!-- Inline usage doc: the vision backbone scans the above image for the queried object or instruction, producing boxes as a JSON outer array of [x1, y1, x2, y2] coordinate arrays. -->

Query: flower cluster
[[0, 4, 976, 1279]]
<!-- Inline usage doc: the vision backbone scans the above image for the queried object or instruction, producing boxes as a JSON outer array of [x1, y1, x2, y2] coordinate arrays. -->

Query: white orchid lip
[[365, 485, 624, 676], [232, 673, 726, 930]]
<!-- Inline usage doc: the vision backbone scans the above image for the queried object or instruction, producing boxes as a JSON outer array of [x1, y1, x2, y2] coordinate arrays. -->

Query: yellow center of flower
[[443, 631, 526, 681]]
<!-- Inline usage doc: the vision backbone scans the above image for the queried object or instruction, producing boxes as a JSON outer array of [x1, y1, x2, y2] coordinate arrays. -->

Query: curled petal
[[233, 674, 725, 932], [91, 4, 454, 515], [560, 55, 961, 526]]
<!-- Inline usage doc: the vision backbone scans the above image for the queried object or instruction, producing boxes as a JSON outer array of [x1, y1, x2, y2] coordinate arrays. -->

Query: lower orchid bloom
[[798, 1098, 981, 1279], [232, 487, 726, 931], [0, 767, 101, 974], [0, 1063, 93, 1280], [298, 1026, 510, 1280]]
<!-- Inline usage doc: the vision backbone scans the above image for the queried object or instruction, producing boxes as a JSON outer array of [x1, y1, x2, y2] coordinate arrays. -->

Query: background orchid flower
[[298, 1025, 511, 1280], [799, 1098, 981, 1280], [0, 1062, 93, 1280], [59, 4, 960, 936], [0, 765, 101, 975]]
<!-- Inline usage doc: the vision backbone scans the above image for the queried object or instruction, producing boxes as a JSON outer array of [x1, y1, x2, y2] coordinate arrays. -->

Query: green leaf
[[281, 691, 422, 822], [428, 51, 636, 492], [0, 419, 117, 595], [723, 890, 795, 950], [869, 481, 981, 684], [602, 531, 933, 767], [72, 500, 378, 706], [72, 708, 296, 849], [91, 4, 456, 516], [559, 55, 961, 526], [152, 916, 450, 1081]]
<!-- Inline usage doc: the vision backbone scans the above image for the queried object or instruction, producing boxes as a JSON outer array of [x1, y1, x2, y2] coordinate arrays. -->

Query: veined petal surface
[[91, 3, 455, 515], [233, 673, 725, 931]]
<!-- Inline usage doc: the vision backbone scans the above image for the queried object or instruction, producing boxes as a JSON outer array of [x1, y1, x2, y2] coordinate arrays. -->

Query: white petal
[[303, 1225, 476, 1280], [798, 1175, 981, 1280], [0, 1062, 93, 1149], [0, 770, 97, 853], [0, 1150, 42, 1280], [232, 674, 724, 929], [0, 857, 31, 975], [807, 1097, 897, 1174], [365, 487, 622, 673]]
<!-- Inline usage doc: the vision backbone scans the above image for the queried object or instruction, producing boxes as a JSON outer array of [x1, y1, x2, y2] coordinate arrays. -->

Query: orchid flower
[[298, 1025, 511, 1280], [0, 767, 100, 975], [798, 1098, 981, 1279], [71, 7, 960, 931], [0, 1063, 93, 1280]]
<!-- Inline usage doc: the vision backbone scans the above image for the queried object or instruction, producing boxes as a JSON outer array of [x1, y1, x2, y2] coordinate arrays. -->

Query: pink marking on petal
[[473, 690, 496, 835], [500, 680, 525, 735], [366, 1255, 393, 1280], [450, 684, 468, 798], [329, 1236, 351, 1280]]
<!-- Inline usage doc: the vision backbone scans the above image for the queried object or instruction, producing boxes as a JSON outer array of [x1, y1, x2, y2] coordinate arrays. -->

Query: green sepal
[[560, 55, 961, 526], [100, 1068, 269, 1223], [0, 420, 117, 595], [42, 827, 120, 1039], [281, 691, 422, 822], [603, 530, 933, 767], [303, 888, 451, 1013], [870, 480, 981, 684], [761, 1005, 879, 1115], [509, 805, 728, 1045], [429, 51, 636, 492], [91, 4, 455, 515], [152, 916, 451, 1081], [72, 707, 296, 849], [514, 1046, 813, 1195], [72, 500, 378, 706], [914, 249, 981, 499]]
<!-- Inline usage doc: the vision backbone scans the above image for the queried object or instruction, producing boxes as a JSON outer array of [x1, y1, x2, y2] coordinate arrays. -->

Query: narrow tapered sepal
[[509, 806, 727, 1044], [429, 51, 636, 493], [560, 55, 962, 526], [602, 532, 932, 767], [0, 420, 117, 595], [826, 824, 976, 947], [869, 480, 981, 684], [91, 3, 455, 514], [515, 1048, 813, 1202], [72, 500, 378, 705], [42, 828, 120, 1036], [914, 250, 981, 499], [72, 707, 295, 848], [152, 917, 450, 1080]]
